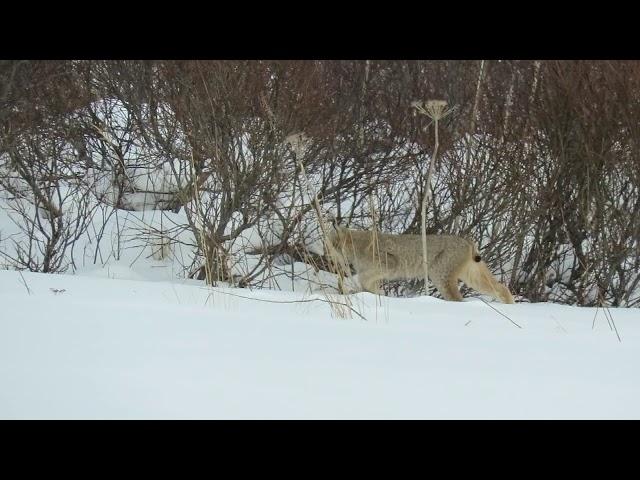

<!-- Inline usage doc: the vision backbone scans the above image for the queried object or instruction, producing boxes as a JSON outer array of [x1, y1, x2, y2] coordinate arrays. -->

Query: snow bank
[[1, 269, 638, 419]]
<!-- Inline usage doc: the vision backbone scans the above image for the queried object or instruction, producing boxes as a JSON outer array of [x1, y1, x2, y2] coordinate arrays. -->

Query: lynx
[[326, 226, 515, 304]]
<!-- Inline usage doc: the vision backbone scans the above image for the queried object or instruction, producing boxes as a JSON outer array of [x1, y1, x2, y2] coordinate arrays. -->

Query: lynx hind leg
[[356, 248, 398, 295], [461, 261, 515, 304], [358, 270, 385, 295], [431, 272, 464, 302]]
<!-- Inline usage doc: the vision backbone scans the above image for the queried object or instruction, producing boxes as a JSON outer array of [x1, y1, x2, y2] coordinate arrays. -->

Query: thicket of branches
[[1, 60, 638, 306]]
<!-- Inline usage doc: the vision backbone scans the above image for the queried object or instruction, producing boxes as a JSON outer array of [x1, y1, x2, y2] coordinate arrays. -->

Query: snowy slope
[[1, 269, 638, 419]]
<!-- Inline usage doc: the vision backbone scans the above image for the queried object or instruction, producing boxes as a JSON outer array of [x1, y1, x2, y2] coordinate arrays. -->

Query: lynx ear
[[330, 216, 340, 231], [328, 219, 346, 236], [332, 225, 345, 241], [330, 224, 349, 242]]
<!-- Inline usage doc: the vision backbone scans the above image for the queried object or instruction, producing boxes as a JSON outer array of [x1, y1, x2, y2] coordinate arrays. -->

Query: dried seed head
[[412, 99, 453, 122], [425, 99, 449, 120]]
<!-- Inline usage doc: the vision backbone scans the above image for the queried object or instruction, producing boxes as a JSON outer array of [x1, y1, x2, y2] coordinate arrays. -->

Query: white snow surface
[[1, 268, 638, 419]]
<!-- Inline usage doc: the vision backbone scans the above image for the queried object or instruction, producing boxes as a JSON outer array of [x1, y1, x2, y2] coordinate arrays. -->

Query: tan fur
[[326, 226, 514, 304]]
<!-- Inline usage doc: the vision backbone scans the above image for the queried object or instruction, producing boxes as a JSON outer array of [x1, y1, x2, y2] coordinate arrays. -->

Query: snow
[[1, 268, 638, 419]]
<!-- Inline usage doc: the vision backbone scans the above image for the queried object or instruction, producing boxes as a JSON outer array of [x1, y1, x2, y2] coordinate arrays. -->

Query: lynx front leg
[[460, 262, 515, 304], [430, 272, 464, 302]]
